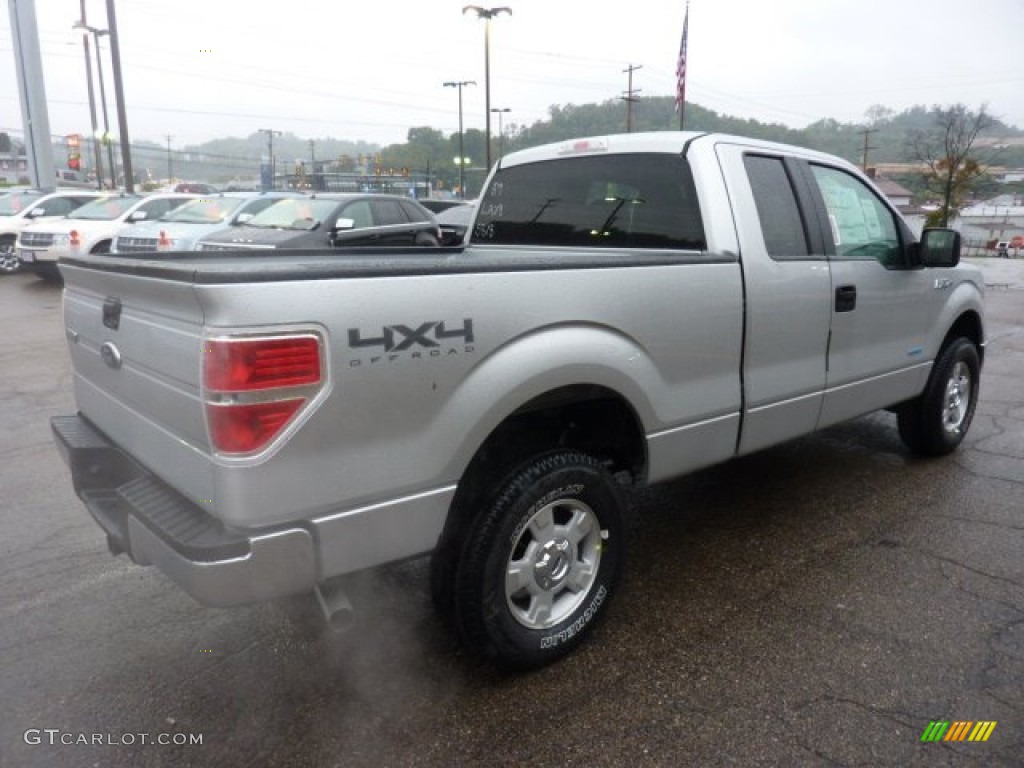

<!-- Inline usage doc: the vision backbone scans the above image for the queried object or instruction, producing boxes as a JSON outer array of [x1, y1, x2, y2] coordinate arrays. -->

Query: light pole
[[73, 21, 115, 187], [462, 5, 511, 171], [490, 107, 510, 157], [166, 134, 173, 182], [443, 80, 475, 197], [74, 2, 103, 189], [105, 0, 134, 192], [259, 128, 281, 190]]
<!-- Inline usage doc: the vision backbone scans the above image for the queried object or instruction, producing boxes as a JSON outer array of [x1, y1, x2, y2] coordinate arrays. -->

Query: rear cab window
[[473, 153, 706, 250]]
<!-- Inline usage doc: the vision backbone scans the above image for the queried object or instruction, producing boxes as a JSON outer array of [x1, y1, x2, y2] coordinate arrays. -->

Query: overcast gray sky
[[3, 0, 1022, 149]]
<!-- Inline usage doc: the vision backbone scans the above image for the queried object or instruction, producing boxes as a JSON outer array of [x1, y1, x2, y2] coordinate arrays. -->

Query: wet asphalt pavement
[[0, 261, 1022, 767]]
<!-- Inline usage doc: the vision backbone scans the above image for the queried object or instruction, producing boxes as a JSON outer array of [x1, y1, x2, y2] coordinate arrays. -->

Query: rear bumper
[[51, 414, 317, 606]]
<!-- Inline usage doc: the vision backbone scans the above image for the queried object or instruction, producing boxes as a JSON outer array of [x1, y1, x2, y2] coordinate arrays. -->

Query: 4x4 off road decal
[[347, 319, 475, 366]]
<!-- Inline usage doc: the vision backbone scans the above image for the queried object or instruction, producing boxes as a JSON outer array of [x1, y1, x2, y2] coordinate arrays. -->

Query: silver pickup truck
[[52, 132, 985, 670]]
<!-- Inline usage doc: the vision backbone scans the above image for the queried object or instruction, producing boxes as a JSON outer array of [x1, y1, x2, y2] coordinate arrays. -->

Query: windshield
[[245, 198, 338, 230], [161, 197, 244, 224], [0, 191, 44, 216], [71, 197, 140, 220]]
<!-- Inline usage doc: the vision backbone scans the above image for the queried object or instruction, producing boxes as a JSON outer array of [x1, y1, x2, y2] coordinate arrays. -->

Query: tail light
[[69, 230, 81, 254], [157, 230, 172, 251], [202, 334, 324, 455]]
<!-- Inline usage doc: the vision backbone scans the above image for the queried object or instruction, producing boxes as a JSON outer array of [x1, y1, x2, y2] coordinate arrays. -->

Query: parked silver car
[[112, 191, 304, 254]]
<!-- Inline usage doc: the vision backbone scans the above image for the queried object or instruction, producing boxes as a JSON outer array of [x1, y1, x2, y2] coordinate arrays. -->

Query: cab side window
[[809, 165, 901, 267], [743, 155, 810, 260]]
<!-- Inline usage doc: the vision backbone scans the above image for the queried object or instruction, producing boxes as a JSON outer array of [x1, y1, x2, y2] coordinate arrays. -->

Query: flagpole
[[677, 2, 690, 131]]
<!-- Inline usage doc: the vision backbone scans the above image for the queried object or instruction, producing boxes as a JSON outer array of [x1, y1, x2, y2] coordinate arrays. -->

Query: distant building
[[0, 153, 29, 185], [873, 178, 913, 208], [957, 197, 1024, 249]]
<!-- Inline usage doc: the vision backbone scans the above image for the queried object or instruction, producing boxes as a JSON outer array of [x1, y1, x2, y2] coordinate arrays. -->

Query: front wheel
[[453, 451, 624, 670], [897, 337, 980, 456], [0, 238, 20, 274]]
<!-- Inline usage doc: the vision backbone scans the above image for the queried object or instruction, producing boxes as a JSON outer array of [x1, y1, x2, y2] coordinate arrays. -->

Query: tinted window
[[743, 155, 810, 260], [399, 199, 431, 223], [810, 165, 900, 266], [32, 197, 77, 216], [473, 153, 705, 250], [369, 199, 407, 226], [341, 201, 373, 228]]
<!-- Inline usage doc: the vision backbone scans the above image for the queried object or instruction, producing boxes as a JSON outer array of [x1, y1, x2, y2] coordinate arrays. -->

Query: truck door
[[715, 144, 832, 455], [801, 163, 939, 428]]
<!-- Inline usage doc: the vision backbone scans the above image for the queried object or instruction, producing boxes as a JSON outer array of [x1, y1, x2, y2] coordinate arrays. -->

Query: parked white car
[[17, 192, 196, 280], [0, 188, 105, 274], [112, 191, 304, 254]]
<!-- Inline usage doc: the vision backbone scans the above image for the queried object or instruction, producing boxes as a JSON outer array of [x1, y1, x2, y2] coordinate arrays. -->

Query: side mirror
[[129, 210, 148, 222], [918, 228, 960, 268]]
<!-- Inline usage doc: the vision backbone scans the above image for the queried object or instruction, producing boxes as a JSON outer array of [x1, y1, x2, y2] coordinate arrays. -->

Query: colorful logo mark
[[920, 721, 997, 743]]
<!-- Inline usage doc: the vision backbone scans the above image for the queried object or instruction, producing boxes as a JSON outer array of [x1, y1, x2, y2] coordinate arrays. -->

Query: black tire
[[0, 237, 20, 275], [90, 240, 111, 255], [897, 337, 980, 456], [453, 451, 624, 670]]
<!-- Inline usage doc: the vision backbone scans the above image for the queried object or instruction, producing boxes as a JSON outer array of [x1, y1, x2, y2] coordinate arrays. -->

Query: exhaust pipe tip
[[314, 582, 355, 634]]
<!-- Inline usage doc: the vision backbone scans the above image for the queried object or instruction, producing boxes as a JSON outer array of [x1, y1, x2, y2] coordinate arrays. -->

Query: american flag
[[675, 3, 690, 114]]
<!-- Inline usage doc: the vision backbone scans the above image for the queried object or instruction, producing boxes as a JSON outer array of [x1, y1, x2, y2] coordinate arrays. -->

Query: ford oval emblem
[[100, 341, 123, 370]]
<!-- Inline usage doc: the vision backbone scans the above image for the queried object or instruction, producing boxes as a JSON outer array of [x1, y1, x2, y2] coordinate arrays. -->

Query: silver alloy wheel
[[505, 497, 603, 630], [0, 242, 19, 274], [942, 360, 971, 434]]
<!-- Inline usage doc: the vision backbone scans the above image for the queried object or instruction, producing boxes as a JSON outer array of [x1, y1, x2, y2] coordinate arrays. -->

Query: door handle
[[835, 285, 857, 313]]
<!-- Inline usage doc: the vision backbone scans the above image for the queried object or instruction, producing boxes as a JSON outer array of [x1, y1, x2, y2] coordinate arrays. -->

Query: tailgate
[[60, 261, 215, 507]]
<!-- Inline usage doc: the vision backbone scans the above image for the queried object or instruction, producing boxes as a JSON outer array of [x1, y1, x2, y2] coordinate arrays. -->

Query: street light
[[490, 107, 511, 157], [73, 19, 115, 187], [443, 80, 475, 197], [462, 5, 511, 171]]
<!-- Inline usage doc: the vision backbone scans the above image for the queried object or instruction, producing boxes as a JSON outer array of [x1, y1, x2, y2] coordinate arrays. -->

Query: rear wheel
[[453, 451, 624, 670], [897, 337, 980, 456]]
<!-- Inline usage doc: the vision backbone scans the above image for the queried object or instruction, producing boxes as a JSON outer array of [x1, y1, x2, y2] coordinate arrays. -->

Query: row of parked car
[[0, 187, 476, 281]]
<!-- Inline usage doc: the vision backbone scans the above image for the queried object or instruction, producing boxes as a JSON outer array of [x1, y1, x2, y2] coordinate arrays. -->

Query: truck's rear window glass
[[743, 155, 810, 260], [473, 153, 705, 250]]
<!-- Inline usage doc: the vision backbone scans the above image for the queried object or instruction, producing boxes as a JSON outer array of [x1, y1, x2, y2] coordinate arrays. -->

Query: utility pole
[[621, 64, 643, 133], [858, 127, 879, 173], [165, 134, 173, 182], [259, 128, 281, 190], [78, 0, 103, 189], [308, 139, 316, 191], [106, 0, 133, 192]]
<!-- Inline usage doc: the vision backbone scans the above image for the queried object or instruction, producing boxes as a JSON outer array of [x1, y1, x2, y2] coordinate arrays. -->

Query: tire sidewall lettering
[[508, 483, 585, 547], [539, 584, 607, 650]]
